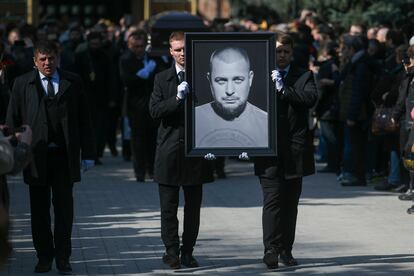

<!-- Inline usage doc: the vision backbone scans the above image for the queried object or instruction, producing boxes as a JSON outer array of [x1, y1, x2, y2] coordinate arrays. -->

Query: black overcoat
[[119, 49, 154, 114], [254, 65, 318, 179], [6, 69, 96, 185], [149, 66, 213, 186]]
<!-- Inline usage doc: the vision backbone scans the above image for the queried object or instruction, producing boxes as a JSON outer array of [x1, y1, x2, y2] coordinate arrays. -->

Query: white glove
[[136, 59, 157, 79], [81, 159, 95, 172], [238, 152, 250, 161], [177, 81, 190, 100], [271, 70, 284, 91], [204, 153, 216, 160]]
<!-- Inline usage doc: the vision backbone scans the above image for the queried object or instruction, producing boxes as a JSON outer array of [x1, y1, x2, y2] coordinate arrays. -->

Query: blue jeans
[[388, 150, 400, 185]]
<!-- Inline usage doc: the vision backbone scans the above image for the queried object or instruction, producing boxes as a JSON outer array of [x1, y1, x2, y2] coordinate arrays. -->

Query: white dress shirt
[[38, 70, 59, 96]]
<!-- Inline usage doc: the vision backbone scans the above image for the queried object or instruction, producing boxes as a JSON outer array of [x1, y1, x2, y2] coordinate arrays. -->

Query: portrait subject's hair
[[275, 31, 294, 48], [209, 47, 251, 71], [33, 40, 58, 56], [169, 31, 184, 45]]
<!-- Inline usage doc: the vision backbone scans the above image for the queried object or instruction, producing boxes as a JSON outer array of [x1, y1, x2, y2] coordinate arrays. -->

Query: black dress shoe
[[34, 258, 53, 273], [279, 251, 298, 266], [162, 251, 180, 269], [181, 252, 199, 268], [56, 259, 72, 275], [407, 205, 414, 214], [263, 248, 278, 269], [374, 182, 397, 191]]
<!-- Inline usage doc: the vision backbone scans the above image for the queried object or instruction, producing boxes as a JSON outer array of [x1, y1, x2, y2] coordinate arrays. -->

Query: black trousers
[[29, 148, 73, 261], [158, 184, 202, 254], [260, 177, 302, 253], [106, 106, 120, 151], [347, 122, 368, 183], [128, 111, 157, 179], [320, 120, 340, 173]]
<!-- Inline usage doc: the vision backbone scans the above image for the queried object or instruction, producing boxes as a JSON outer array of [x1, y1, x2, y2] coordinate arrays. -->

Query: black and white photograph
[[185, 32, 276, 156]]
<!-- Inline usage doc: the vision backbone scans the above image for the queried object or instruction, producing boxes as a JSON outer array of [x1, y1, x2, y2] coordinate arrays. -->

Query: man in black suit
[[253, 32, 318, 269], [6, 40, 96, 274], [119, 30, 158, 182], [149, 31, 214, 269]]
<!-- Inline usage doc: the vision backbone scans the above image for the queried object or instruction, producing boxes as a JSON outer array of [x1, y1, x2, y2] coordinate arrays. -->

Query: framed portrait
[[185, 32, 276, 157]]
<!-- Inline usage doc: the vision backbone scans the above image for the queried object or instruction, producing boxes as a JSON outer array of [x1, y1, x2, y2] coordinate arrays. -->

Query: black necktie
[[178, 71, 185, 84], [46, 77, 55, 98]]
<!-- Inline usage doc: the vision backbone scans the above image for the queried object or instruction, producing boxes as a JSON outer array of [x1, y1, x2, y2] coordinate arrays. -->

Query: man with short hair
[[119, 30, 158, 182], [6, 40, 96, 274], [149, 31, 214, 269], [195, 46, 268, 148], [253, 32, 318, 269]]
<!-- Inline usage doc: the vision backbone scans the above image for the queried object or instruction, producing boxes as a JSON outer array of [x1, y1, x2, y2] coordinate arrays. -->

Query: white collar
[[38, 70, 59, 81], [276, 64, 291, 74], [175, 63, 185, 75]]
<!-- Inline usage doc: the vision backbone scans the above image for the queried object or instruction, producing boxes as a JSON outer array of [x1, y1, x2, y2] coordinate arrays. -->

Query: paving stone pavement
[[1, 154, 414, 275]]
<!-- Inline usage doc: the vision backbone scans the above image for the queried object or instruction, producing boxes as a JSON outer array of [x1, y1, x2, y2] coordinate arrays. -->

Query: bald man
[[195, 47, 268, 148]]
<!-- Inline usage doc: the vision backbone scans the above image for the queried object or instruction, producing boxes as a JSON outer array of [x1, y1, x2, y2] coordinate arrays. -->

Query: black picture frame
[[185, 32, 276, 157]]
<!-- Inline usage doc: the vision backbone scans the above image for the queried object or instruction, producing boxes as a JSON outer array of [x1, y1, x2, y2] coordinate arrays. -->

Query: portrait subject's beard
[[211, 101, 247, 121]]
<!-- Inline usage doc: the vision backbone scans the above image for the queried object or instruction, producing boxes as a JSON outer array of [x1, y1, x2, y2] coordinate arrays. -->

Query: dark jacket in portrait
[[149, 66, 214, 186], [254, 65, 318, 180], [6, 69, 96, 186]]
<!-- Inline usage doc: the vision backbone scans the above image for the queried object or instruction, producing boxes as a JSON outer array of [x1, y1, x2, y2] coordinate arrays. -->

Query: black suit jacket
[[6, 69, 96, 185], [254, 65, 318, 179], [149, 66, 213, 186]]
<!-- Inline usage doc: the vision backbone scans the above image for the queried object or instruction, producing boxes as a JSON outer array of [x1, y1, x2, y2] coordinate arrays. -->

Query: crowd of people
[[0, 6, 414, 274]]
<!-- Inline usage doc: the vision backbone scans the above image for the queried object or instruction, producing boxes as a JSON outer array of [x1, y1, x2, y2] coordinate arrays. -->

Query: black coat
[[119, 50, 154, 114], [254, 65, 318, 179], [149, 66, 213, 186], [6, 69, 96, 186], [74, 47, 112, 111], [392, 73, 414, 131]]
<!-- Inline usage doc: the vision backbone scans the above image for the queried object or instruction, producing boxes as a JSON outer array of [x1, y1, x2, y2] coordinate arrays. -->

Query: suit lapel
[[56, 70, 71, 100], [166, 66, 178, 98], [285, 65, 302, 87], [32, 70, 45, 103]]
